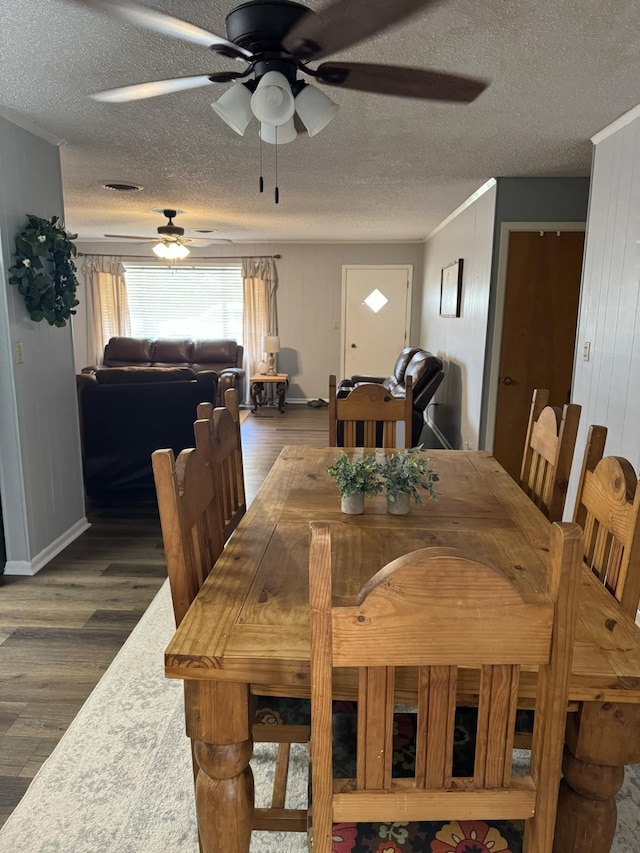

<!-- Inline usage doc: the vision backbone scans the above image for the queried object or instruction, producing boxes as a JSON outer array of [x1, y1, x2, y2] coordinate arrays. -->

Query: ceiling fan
[[76, 0, 489, 120], [105, 209, 230, 259]]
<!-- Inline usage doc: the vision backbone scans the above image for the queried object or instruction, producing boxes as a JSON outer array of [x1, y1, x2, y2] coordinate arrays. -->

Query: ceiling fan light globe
[[259, 119, 297, 144], [211, 82, 254, 135], [250, 71, 295, 126], [295, 84, 339, 137], [173, 243, 190, 259], [153, 241, 190, 260], [153, 242, 170, 259]]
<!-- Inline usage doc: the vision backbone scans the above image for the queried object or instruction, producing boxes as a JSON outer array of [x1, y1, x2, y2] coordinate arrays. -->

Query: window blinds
[[123, 263, 243, 342]]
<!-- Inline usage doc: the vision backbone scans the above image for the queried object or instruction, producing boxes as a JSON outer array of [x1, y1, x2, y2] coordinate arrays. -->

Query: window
[[123, 263, 243, 342]]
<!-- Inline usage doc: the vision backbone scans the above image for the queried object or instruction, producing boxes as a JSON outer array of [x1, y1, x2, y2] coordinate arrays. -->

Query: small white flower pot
[[387, 492, 411, 515], [341, 493, 365, 515]]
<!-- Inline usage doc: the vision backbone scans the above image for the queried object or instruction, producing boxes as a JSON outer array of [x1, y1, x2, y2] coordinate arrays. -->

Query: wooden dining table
[[165, 446, 640, 853]]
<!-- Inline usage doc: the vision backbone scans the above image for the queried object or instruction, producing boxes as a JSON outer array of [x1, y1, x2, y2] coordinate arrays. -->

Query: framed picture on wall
[[440, 259, 463, 317]]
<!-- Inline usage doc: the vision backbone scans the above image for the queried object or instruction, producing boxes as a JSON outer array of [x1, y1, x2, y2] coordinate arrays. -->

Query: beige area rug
[[0, 581, 306, 853], [0, 580, 638, 852]]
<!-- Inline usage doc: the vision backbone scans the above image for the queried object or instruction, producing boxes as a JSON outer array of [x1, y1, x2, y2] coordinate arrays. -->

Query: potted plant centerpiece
[[326, 451, 382, 514], [377, 447, 439, 515]]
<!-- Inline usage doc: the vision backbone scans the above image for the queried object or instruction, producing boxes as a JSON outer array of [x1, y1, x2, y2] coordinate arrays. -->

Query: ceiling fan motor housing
[[225, 0, 311, 52], [157, 209, 184, 240], [225, 0, 317, 82]]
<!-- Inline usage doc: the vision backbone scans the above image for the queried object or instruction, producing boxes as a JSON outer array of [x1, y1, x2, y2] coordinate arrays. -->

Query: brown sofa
[[82, 337, 244, 405]]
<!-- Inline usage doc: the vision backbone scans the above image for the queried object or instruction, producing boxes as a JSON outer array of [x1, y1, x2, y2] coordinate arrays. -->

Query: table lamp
[[262, 335, 280, 375]]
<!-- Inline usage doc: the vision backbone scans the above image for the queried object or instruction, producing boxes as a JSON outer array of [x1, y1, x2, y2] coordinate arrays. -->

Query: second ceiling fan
[[105, 210, 230, 259]]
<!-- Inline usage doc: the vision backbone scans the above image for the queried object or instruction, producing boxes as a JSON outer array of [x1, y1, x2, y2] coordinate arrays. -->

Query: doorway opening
[[484, 222, 586, 481]]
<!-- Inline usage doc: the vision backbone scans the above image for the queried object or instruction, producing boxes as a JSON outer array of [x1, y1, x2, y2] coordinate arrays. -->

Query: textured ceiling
[[1, 0, 638, 243]]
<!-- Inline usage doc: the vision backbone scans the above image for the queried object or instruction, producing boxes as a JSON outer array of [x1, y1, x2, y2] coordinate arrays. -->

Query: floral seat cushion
[[254, 698, 361, 728], [325, 819, 523, 853], [331, 709, 479, 778], [309, 709, 524, 853], [254, 695, 312, 726], [515, 708, 535, 733]]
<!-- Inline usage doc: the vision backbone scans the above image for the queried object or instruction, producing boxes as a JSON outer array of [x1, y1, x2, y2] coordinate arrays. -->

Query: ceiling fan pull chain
[[274, 131, 279, 204], [259, 134, 264, 193]]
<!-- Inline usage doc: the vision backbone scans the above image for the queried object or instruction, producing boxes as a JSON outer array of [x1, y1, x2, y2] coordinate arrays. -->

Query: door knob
[[351, 343, 357, 348], [502, 376, 514, 385]]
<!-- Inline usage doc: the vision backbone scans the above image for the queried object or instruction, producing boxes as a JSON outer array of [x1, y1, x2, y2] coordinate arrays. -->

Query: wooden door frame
[[340, 264, 413, 379], [483, 221, 586, 453]]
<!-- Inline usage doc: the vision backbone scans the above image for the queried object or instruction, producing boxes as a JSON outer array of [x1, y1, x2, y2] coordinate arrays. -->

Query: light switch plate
[[583, 341, 591, 362]]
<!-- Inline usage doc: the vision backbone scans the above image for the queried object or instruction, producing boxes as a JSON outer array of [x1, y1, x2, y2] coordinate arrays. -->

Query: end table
[[250, 374, 288, 413]]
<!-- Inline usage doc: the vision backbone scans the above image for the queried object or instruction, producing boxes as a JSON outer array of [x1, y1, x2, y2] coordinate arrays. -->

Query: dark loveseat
[[337, 347, 444, 446], [82, 337, 244, 405], [76, 368, 218, 498]]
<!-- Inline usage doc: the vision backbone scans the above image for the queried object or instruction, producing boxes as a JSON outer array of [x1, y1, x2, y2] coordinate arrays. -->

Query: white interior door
[[341, 265, 412, 378]]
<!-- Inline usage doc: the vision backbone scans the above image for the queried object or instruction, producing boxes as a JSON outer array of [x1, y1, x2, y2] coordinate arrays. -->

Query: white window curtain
[[83, 256, 130, 366], [242, 258, 277, 401]]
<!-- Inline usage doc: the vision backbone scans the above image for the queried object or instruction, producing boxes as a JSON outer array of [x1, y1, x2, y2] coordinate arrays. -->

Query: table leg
[[185, 680, 254, 853], [250, 382, 263, 414], [553, 701, 640, 853], [276, 381, 286, 412]]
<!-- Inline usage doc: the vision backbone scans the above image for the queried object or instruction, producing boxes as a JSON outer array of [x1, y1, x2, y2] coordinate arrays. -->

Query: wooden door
[[342, 266, 411, 378], [493, 230, 584, 481]]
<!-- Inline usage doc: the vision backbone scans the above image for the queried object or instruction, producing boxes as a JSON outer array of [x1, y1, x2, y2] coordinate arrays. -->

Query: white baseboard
[[240, 398, 311, 406], [242, 398, 319, 405], [426, 417, 454, 450], [4, 517, 91, 576]]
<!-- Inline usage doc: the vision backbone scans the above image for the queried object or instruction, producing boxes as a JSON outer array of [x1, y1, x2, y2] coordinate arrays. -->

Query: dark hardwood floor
[[0, 404, 328, 828]]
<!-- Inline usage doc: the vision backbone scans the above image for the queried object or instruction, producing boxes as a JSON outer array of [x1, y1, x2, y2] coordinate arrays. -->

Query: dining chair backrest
[[196, 388, 246, 542], [573, 424, 640, 618], [308, 519, 583, 853], [519, 388, 581, 521], [196, 390, 307, 833], [156, 392, 307, 835], [152, 444, 224, 626], [328, 374, 413, 449]]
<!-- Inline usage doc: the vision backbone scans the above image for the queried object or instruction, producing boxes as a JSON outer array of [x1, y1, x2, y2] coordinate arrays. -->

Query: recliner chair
[[337, 347, 444, 446]]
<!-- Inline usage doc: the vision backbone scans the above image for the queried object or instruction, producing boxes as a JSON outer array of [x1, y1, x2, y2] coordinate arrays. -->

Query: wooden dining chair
[[152, 444, 224, 627], [151, 442, 223, 853], [519, 388, 581, 521], [307, 520, 583, 853], [197, 388, 246, 542], [329, 374, 413, 449], [193, 391, 309, 833], [573, 424, 640, 618]]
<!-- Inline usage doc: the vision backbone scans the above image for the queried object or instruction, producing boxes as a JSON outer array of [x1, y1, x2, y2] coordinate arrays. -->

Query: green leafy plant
[[8, 214, 80, 327], [377, 447, 439, 505], [326, 451, 382, 498]]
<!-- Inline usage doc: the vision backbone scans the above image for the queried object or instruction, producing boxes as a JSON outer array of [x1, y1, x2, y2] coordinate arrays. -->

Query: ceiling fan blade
[[284, 0, 439, 61], [93, 74, 217, 103], [184, 238, 234, 245], [104, 234, 154, 240], [315, 63, 489, 102], [104, 234, 233, 246], [73, 0, 252, 59], [180, 237, 233, 248]]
